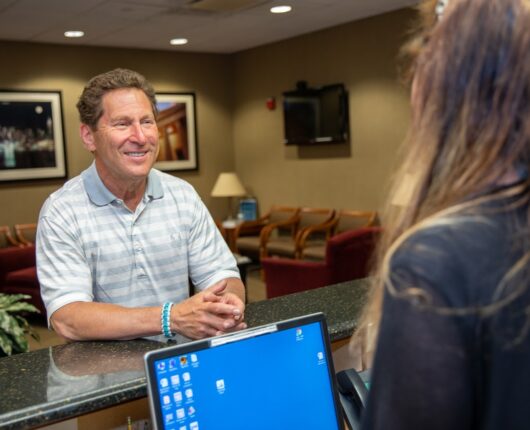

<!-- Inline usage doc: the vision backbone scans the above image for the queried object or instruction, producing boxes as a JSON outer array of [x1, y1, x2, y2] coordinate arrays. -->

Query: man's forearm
[[51, 278, 246, 341], [51, 301, 163, 341]]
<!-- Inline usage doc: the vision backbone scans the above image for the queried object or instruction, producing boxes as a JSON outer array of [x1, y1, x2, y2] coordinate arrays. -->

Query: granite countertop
[[0, 279, 369, 430], [244, 278, 369, 340]]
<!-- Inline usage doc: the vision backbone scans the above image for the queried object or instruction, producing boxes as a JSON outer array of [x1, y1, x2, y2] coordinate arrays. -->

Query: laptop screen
[[144, 313, 343, 430]]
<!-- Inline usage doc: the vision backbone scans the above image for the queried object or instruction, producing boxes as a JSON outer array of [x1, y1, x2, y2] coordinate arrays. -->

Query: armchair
[[334, 210, 379, 234], [301, 210, 379, 260], [14, 223, 37, 246], [0, 245, 45, 316], [0, 225, 21, 248], [235, 206, 299, 260], [261, 227, 382, 298], [264, 207, 335, 259]]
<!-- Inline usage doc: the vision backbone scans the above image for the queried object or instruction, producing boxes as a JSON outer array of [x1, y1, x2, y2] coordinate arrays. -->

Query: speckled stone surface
[[245, 279, 369, 340], [0, 279, 369, 429]]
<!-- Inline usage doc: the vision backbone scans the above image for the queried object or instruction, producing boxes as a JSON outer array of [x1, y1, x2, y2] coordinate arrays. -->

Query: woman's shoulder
[[398, 210, 517, 260], [390, 211, 520, 307]]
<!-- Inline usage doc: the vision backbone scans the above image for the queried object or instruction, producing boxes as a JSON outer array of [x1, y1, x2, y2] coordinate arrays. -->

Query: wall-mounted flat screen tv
[[283, 83, 349, 145]]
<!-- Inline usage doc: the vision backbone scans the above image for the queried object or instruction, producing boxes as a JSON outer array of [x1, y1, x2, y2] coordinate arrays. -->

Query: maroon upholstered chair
[[0, 245, 45, 316], [261, 227, 382, 298]]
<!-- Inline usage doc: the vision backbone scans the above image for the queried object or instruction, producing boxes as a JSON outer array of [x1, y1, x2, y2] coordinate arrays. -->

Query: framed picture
[[0, 90, 66, 182], [155, 92, 198, 172]]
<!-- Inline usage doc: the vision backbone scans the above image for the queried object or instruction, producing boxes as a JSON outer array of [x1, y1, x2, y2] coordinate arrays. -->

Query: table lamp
[[211, 172, 246, 221]]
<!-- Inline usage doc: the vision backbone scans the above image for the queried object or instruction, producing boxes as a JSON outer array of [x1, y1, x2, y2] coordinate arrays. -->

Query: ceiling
[[0, 0, 417, 54]]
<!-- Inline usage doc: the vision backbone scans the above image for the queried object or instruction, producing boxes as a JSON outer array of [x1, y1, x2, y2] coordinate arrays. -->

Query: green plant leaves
[[0, 293, 40, 356], [0, 294, 38, 311], [0, 330, 13, 356]]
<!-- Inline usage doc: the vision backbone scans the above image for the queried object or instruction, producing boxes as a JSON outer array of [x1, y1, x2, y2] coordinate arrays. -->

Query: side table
[[222, 219, 243, 252]]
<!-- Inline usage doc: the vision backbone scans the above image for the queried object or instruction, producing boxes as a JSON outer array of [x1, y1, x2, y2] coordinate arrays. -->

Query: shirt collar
[[82, 162, 164, 206]]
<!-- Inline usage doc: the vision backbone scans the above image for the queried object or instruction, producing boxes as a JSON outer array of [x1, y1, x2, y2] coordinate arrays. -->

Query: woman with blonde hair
[[354, 0, 530, 428]]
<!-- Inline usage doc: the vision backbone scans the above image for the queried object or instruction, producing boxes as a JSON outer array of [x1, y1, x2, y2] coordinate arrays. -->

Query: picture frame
[[0, 90, 67, 182], [155, 92, 198, 172]]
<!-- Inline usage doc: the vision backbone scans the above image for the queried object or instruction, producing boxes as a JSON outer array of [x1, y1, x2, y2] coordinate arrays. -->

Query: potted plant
[[0, 293, 40, 357]]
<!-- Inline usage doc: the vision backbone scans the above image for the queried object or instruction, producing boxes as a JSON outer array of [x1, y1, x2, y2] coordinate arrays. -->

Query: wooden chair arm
[[259, 216, 300, 257], [0, 226, 22, 247], [295, 218, 338, 258], [233, 218, 269, 239], [295, 222, 334, 258], [15, 223, 37, 247]]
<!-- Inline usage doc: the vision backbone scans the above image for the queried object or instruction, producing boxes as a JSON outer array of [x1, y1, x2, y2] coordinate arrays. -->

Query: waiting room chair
[[301, 210, 379, 261], [235, 206, 300, 260], [0, 244, 45, 316], [263, 207, 335, 259], [0, 225, 21, 248], [261, 226, 382, 298], [14, 223, 37, 246]]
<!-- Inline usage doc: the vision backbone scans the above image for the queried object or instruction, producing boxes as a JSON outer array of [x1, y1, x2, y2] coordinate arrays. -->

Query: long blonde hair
[[351, 0, 530, 369]]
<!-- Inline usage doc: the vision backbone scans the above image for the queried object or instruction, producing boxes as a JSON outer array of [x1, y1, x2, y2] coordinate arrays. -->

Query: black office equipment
[[336, 368, 370, 430], [283, 82, 349, 146]]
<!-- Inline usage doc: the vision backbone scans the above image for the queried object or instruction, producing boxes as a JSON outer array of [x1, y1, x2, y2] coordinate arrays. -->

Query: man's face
[[81, 88, 159, 190]]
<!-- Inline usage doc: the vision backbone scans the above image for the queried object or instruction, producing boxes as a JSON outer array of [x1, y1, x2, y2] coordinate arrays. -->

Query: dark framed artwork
[[0, 90, 66, 182], [155, 93, 198, 171]]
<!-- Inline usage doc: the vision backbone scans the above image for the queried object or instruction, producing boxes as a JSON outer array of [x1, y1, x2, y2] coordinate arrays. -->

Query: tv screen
[[283, 84, 349, 145]]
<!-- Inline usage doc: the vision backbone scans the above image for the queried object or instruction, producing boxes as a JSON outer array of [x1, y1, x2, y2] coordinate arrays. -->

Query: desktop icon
[[188, 406, 196, 415], [296, 328, 304, 341], [180, 356, 188, 366], [160, 378, 169, 388], [169, 358, 177, 369], [216, 379, 225, 394], [185, 388, 193, 399], [174, 391, 183, 402], [191, 354, 198, 363], [190, 421, 199, 430], [171, 374, 180, 386], [157, 362, 166, 371], [165, 413, 174, 424], [317, 351, 324, 360], [176, 408, 185, 419], [183, 372, 191, 382], [163, 395, 170, 405]]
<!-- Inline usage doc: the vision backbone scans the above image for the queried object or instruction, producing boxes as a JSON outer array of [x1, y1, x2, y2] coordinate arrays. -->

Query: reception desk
[[0, 279, 369, 429]]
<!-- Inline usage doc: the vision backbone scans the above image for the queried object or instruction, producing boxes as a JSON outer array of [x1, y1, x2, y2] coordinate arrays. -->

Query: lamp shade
[[211, 172, 246, 197]]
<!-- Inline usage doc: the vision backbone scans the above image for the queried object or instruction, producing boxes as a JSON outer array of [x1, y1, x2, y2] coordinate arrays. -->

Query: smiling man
[[36, 68, 246, 342]]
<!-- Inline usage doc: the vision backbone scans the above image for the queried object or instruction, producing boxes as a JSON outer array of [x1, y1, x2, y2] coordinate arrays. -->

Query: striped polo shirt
[[37, 162, 239, 323]]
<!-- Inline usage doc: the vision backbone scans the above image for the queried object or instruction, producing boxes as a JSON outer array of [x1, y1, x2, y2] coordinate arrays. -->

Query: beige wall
[[233, 9, 413, 215], [0, 41, 235, 226], [0, 7, 414, 227]]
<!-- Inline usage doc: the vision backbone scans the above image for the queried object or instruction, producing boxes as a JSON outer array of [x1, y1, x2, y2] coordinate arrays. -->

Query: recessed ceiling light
[[270, 5, 292, 14], [170, 38, 188, 46], [64, 30, 84, 38]]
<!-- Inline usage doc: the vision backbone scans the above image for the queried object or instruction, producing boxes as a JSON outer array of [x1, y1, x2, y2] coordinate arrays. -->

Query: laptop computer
[[144, 312, 344, 430]]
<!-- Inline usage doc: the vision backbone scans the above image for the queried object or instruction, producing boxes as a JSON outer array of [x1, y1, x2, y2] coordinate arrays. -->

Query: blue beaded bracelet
[[161, 302, 175, 338]]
